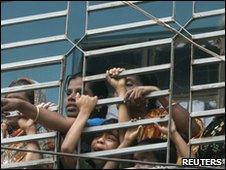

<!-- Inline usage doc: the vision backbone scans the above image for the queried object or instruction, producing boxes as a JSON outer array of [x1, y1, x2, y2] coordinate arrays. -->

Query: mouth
[[92, 144, 105, 152], [66, 104, 78, 112]]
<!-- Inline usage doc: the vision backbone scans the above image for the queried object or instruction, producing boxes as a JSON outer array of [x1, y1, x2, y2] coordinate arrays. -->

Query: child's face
[[91, 130, 119, 152]]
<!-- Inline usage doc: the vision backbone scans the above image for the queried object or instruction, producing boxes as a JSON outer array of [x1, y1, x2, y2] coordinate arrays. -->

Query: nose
[[67, 91, 76, 101], [96, 136, 105, 144]]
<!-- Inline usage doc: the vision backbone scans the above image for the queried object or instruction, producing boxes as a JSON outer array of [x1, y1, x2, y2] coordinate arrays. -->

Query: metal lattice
[[1, 1, 225, 169]]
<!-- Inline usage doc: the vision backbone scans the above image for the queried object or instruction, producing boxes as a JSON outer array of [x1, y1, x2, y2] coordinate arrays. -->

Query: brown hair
[[8, 77, 35, 104]]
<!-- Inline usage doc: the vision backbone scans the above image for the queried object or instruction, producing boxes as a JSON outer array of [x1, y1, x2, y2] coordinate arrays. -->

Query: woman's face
[[125, 76, 143, 91]]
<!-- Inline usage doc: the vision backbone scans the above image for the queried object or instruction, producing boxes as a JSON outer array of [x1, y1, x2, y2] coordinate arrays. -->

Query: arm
[[157, 96, 201, 138], [156, 119, 195, 158], [106, 68, 130, 142], [124, 86, 201, 137], [17, 118, 42, 161], [61, 94, 98, 169], [1, 98, 75, 135]]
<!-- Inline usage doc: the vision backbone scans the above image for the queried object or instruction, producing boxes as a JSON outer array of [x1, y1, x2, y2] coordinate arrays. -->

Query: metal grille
[[1, 1, 225, 169]]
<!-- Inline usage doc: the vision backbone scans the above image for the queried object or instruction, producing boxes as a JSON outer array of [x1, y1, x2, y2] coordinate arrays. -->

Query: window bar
[[65, 1, 71, 35], [188, 44, 194, 157], [1, 132, 57, 145], [193, 56, 225, 65], [172, 1, 176, 20], [83, 116, 169, 133], [55, 55, 67, 169], [83, 63, 171, 83], [76, 2, 89, 169], [96, 89, 169, 106], [192, 30, 225, 40], [84, 38, 172, 57], [190, 108, 225, 118], [1, 55, 64, 72], [1, 35, 67, 50], [193, 9, 225, 19], [1, 135, 225, 161], [189, 135, 225, 145], [1, 81, 60, 95], [192, 1, 195, 15], [86, 17, 173, 36], [1, 158, 55, 169], [1, 10, 68, 27], [166, 41, 175, 163], [191, 82, 225, 91], [87, 1, 145, 12]]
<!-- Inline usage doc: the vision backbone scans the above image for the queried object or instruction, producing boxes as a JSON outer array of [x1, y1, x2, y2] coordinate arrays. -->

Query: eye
[[66, 89, 72, 96], [126, 81, 134, 87], [107, 135, 117, 141]]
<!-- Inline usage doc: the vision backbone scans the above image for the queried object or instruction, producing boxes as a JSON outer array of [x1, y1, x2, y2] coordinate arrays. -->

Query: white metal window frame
[[1, 1, 225, 169]]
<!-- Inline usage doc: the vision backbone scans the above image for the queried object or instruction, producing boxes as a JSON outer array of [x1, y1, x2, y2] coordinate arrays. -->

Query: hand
[[106, 68, 126, 95], [1, 98, 23, 113], [155, 119, 177, 136], [18, 118, 36, 134], [36, 102, 55, 110], [75, 93, 98, 115], [124, 125, 143, 145], [125, 86, 159, 102]]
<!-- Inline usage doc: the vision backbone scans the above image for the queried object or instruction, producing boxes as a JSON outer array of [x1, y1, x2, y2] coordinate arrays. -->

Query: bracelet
[[34, 106, 40, 123], [165, 102, 178, 110]]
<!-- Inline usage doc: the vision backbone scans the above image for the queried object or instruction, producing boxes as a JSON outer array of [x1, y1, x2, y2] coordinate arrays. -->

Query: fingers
[[105, 70, 112, 82], [75, 92, 81, 101], [125, 90, 132, 100], [107, 67, 124, 78]]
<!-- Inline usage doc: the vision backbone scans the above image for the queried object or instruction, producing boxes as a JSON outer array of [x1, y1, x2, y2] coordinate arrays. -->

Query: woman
[[1, 77, 54, 167], [105, 67, 204, 142]]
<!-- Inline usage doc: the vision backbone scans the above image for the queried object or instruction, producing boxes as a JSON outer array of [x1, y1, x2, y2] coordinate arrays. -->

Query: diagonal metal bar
[[121, 1, 224, 61]]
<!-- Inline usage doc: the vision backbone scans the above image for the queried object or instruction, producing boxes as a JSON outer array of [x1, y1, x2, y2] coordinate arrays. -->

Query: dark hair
[[65, 72, 108, 118], [8, 77, 35, 104], [137, 138, 177, 163], [115, 64, 159, 110], [65, 72, 108, 99]]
